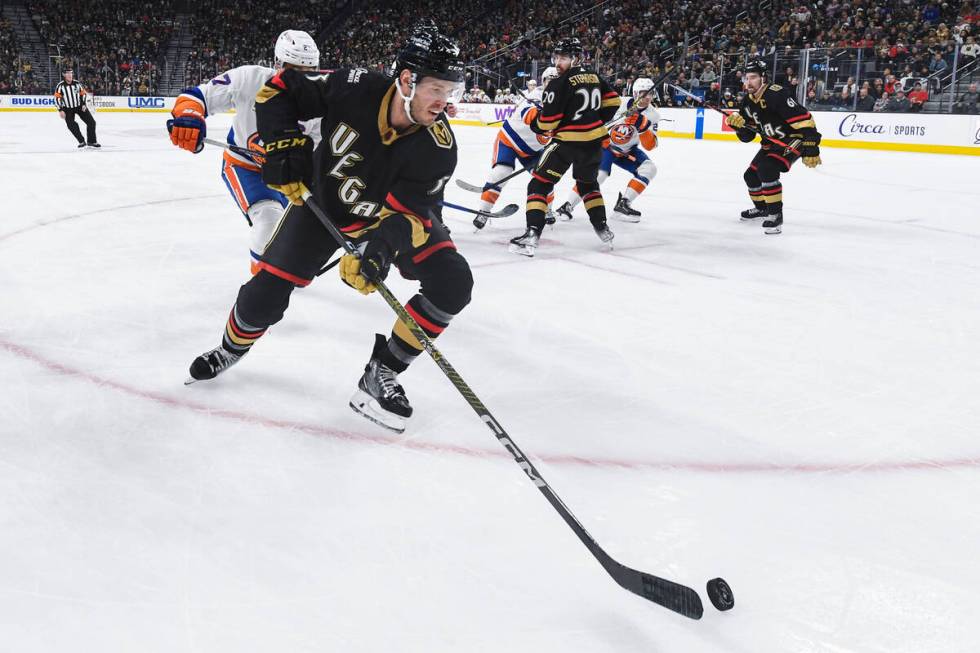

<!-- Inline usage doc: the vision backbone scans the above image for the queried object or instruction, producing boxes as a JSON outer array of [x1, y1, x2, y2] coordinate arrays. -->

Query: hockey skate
[[762, 210, 783, 235], [349, 334, 413, 433], [740, 207, 766, 222], [593, 221, 615, 249], [185, 346, 243, 384], [555, 202, 574, 221], [472, 213, 489, 230], [508, 227, 541, 257], [545, 208, 557, 226], [612, 193, 641, 223]]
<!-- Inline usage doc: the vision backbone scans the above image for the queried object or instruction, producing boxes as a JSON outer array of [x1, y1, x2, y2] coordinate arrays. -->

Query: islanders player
[[167, 30, 320, 274], [555, 77, 659, 223], [472, 67, 559, 230]]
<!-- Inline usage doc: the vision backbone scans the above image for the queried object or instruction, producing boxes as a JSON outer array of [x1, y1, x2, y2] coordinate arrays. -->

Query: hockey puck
[[706, 578, 734, 611]]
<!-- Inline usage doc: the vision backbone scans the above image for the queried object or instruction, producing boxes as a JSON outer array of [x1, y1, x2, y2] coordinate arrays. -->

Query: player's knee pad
[[247, 201, 284, 256], [743, 166, 762, 188], [419, 250, 473, 316], [576, 179, 600, 196], [527, 176, 554, 196], [235, 269, 295, 328], [637, 159, 656, 182], [755, 157, 782, 183]]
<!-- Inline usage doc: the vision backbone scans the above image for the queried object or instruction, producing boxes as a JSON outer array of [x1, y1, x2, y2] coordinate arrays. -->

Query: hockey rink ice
[[2, 111, 979, 652]]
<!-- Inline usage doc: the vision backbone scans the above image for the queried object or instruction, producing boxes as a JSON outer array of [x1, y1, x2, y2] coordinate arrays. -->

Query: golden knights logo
[[428, 120, 454, 149]]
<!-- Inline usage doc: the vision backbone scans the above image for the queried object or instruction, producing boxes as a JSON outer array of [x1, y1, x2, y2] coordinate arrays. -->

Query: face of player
[[552, 54, 573, 74], [744, 72, 764, 94], [407, 75, 463, 126], [634, 93, 651, 109]]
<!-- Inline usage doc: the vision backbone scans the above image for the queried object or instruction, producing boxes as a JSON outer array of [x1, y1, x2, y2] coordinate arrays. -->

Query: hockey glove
[[801, 136, 822, 168], [262, 130, 312, 204], [167, 96, 207, 153], [340, 238, 393, 295], [725, 112, 746, 129]]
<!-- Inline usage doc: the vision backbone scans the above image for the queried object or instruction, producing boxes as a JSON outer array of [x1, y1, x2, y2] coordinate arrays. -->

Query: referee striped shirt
[[54, 81, 87, 110]]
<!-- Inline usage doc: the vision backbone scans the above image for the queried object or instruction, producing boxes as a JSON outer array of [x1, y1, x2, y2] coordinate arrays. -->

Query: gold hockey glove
[[725, 112, 746, 129]]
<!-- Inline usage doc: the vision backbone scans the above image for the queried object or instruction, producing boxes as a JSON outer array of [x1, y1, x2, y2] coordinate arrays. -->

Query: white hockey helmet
[[633, 77, 654, 96], [541, 66, 560, 85], [275, 30, 320, 69]]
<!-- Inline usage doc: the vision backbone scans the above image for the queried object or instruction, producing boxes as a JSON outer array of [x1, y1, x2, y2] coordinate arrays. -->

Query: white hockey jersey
[[498, 101, 550, 156], [176, 65, 320, 169]]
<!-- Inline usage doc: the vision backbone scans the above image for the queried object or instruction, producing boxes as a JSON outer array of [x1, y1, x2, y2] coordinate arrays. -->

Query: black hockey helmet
[[393, 27, 465, 84], [744, 59, 768, 77], [553, 37, 584, 58]]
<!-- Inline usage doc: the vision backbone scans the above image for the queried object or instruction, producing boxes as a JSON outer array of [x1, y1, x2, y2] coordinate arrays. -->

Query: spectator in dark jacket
[[954, 83, 979, 114], [856, 87, 876, 111], [887, 90, 911, 112]]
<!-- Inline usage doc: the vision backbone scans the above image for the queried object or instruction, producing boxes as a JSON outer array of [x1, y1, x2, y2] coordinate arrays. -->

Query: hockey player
[[555, 77, 659, 223], [509, 38, 620, 256], [472, 66, 559, 230], [185, 28, 471, 434], [525, 78, 542, 102], [726, 59, 821, 234], [167, 30, 320, 274]]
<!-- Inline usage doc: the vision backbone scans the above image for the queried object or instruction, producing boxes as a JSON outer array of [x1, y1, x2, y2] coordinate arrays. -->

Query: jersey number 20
[[573, 88, 602, 120]]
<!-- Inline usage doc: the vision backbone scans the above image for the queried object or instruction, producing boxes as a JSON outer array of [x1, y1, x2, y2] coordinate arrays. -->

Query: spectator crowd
[[1, 0, 978, 115]]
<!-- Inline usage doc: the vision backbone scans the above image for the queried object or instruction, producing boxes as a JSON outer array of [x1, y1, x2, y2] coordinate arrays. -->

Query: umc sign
[[127, 97, 166, 109]]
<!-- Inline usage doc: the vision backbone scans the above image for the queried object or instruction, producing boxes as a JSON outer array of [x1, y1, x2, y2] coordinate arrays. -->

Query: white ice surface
[[1, 111, 979, 652]]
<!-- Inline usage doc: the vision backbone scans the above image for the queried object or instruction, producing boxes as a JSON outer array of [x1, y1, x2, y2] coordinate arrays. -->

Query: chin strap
[[396, 74, 419, 125]]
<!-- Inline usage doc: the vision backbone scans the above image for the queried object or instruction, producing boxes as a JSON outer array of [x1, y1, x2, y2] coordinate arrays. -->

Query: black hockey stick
[[442, 200, 518, 220], [664, 84, 796, 151], [298, 189, 705, 619], [456, 166, 528, 194]]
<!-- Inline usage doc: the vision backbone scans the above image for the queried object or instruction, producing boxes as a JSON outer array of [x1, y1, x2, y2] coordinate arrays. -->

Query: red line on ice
[[3, 338, 979, 475]]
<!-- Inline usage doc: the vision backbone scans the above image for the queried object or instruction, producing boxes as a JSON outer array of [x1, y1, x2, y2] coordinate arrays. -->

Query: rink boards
[[2, 94, 978, 156]]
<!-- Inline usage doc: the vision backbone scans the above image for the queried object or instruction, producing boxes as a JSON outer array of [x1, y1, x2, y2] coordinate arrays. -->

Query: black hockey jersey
[[255, 68, 456, 247], [534, 66, 620, 142], [735, 84, 819, 143]]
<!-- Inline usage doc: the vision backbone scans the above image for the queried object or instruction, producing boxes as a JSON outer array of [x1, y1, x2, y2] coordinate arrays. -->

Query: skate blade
[[349, 390, 408, 433], [764, 227, 782, 234], [508, 244, 536, 257], [184, 376, 198, 385], [740, 216, 763, 222], [613, 212, 641, 223]]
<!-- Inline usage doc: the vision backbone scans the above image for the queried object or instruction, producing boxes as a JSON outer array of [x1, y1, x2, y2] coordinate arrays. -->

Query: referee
[[54, 69, 100, 148]]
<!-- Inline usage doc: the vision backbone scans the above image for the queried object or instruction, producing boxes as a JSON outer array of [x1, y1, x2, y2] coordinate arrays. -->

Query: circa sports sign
[[837, 113, 927, 138]]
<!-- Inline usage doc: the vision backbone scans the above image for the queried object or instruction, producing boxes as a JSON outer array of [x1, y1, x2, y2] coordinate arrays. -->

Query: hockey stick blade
[[443, 200, 518, 219], [604, 555, 704, 619], [455, 166, 528, 193], [456, 178, 489, 193]]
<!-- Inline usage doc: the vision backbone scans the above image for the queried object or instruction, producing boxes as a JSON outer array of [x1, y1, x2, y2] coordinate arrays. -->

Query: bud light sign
[[127, 97, 166, 109], [11, 97, 57, 106]]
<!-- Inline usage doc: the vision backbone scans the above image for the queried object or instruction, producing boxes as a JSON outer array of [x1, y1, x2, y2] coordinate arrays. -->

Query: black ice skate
[[555, 202, 574, 221], [612, 193, 641, 223], [77, 142, 86, 148], [762, 210, 783, 235], [593, 221, 615, 249], [349, 334, 413, 433], [185, 346, 243, 384], [545, 208, 557, 225], [740, 207, 766, 222], [508, 227, 541, 257], [472, 212, 489, 230]]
